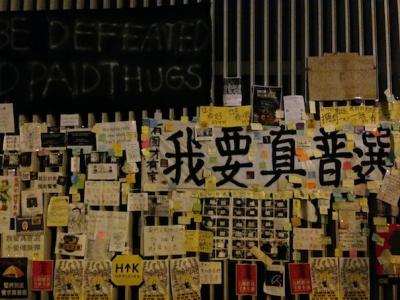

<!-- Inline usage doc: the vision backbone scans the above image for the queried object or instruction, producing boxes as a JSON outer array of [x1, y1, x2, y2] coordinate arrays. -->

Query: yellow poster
[[185, 230, 213, 253], [111, 255, 143, 286], [320, 105, 379, 127], [199, 106, 251, 127], [47, 196, 69, 227]]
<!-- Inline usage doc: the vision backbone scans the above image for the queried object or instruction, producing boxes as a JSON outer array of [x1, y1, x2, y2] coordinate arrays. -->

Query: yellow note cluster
[[320, 105, 379, 127], [199, 106, 251, 127], [185, 230, 213, 253]]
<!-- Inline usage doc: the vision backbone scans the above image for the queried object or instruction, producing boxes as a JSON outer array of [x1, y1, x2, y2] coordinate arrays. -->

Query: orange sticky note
[[165, 123, 174, 132], [298, 153, 309, 161], [260, 150, 268, 159], [305, 181, 317, 189], [295, 148, 304, 157]]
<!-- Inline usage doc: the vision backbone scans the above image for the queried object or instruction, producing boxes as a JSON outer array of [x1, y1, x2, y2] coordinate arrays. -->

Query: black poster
[[0, 4, 211, 114], [0, 257, 28, 298]]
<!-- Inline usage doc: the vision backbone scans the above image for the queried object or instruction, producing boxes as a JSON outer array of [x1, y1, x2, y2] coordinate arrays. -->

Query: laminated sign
[[111, 255, 143, 286]]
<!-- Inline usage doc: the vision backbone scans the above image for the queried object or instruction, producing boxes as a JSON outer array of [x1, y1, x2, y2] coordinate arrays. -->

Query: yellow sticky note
[[113, 143, 123, 157], [178, 216, 191, 225], [342, 179, 354, 188], [165, 123, 174, 132], [181, 116, 189, 123], [194, 214, 202, 223], [335, 248, 342, 257], [69, 186, 78, 195], [205, 176, 216, 190], [126, 174, 136, 184], [289, 175, 303, 184], [373, 217, 387, 226]]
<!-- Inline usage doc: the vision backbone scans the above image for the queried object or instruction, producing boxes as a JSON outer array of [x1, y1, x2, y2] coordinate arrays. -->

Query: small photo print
[[195, 126, 214, 141]]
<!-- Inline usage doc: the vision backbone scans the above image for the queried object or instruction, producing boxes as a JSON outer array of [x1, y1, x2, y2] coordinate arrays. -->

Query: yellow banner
[[199, 106, 251, 127], [320, 105, 379, 127]]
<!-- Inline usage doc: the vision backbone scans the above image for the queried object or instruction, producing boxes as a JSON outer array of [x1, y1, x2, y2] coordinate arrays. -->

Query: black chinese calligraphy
[[213, 128, 253, 187], [261, 126, 306, 187], [163, 127, 205, 186]]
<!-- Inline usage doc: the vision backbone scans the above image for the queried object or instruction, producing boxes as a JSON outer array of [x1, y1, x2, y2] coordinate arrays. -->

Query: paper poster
[[20, 189, 43, 216], [339, 258, 369, 300], [47, 196, 69, 227], [87, 163, 118, 180], [0, 257, 28, 298], [223, 77, 242, 106], [127, 192, 149, 211], [140, 260, 170, 300], [2, 135, 19, 151], [263, 264, 285, 297], [84, 181, 120, 206], [16, 215, 44, 234], [54, 259, 84, 300], [0, 103, 15, 133], [86, 210, 128, 254], [19, 122, 42, 152], [252, 86, 281, 126], [37, 172, 63, 193], [310, 257, 340, 300], [83, 260, 112, 300], [199, 106, 251, 127], [235, 264, 257, 296], [55, 232, 87, 257], [93, 121, 140, 162], [68, 203, 85, 234], [338, 210, 368, 251], [283, 95, 305, 122], [293, 228, 325, 250], [143, 225, 185, 257], [170, 257, 201, 300], [185, 230, 213, 253], [31, 260, 53, 291], [1, 233, 45, 259], [202, 196, 231, 259], [288, 263, 312, 294], [0, 176, 20, 216], [60, 114, 80, 127], [377, 173, 400, 206], [199, 261, 222, 285]]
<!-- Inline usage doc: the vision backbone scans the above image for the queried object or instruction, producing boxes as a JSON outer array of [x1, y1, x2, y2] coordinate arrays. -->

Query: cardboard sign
[[0, 257, 28, 298], [111, 255, 143, 286], [31, 260, 53, 291], [235, 264, 257, 296], [308, 53, 377, 101]]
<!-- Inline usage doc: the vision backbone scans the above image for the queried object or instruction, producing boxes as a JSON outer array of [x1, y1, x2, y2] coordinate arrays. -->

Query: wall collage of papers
[[1, 91, 400, 299]]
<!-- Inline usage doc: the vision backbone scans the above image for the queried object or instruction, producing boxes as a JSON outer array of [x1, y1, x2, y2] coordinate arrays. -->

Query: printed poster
[[236, 264, 257, 296], [288, 263, 312, 294], [252, 85, 281, 126], [0, 176, 20, 216], [140, 260, 169, 300], [83, 260, 112, 300], [310, 257, 340, 300], [55, 232, 87, 257], [31, 260, 53, 291], [20, 189, 43, 216], [54, 259, 84, 300], [263, 264, 285, 297], [0, 257, 28, 299], [170, 257, 201, 300], [339, 257, 369, 300], [1, 233, 45, 260], [223, 77, 242, 106]]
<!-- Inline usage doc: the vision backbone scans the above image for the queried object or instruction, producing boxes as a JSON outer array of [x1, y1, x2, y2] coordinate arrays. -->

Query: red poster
[[288, 263, 312, 294], [235, 264, 257, 296], [31, 260, 53, 291]]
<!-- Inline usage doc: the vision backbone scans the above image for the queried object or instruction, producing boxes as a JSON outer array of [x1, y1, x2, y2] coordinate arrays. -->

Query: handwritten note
[[143, 225, 185, 256], [377, 174, 400, 206], [185, 230, 213, 253], [199, 106, 251, 127], [47, 196, 69, 227], [320, 105, 379, 127], [199, 261, 222, 284]]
